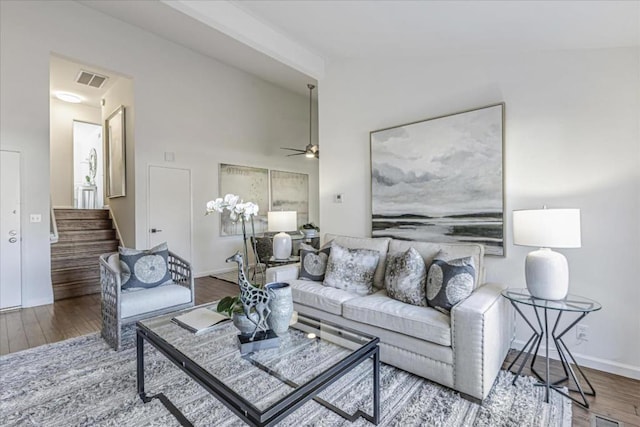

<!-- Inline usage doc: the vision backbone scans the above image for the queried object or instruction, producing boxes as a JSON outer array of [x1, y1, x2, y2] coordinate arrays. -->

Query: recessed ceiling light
[[55, 92, 82, 103]]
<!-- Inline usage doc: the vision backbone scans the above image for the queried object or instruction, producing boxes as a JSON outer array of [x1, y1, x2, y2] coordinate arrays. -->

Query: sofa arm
[[266, 263, 300, 283], [451, 282, 512, 400]]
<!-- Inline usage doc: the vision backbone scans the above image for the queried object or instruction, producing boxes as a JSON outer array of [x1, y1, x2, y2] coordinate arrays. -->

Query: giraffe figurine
[[226, 252, 272, 341]]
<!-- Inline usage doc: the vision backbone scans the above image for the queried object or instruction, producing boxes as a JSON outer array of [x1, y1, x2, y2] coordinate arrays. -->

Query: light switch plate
[[334, 194, 343, 203]]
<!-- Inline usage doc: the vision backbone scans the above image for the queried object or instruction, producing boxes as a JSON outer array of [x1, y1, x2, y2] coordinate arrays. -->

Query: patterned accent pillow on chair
[[299, 243, 331, 281], [426, 255, 476, 314], [323, 243, 379, 296], [119, 242, 173, 290], [385, 247, 427, 306]]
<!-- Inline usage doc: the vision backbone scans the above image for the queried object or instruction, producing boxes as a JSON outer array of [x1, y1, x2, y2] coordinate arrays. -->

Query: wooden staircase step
[[52, 279, 101, 301], [51, 254, 103, 270], [51, 208, 117, 300], [51, 240, 119, 258], [57, 219, 113, 231], [54, 209, 110, 220], [57, 230, 116, 242], [51, 266, 99, 285]]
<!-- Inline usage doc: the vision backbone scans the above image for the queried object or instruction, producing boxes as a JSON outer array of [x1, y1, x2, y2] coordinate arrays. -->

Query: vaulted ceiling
[[79, 0, 639, 95]]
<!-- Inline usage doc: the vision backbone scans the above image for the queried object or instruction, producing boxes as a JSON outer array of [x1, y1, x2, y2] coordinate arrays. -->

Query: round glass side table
[[502, 288, 602, 408]]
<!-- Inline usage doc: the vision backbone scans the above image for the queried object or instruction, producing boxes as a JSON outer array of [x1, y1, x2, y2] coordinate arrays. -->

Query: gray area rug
[[0, 327, 571, 426]]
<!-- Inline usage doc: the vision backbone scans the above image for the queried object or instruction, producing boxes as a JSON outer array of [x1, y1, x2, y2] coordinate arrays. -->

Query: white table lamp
[[513, 208, 581, 300], [268, 211, 297, 260]]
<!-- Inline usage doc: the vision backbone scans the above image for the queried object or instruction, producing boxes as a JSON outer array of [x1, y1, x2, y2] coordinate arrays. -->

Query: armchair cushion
[[118, 243, 172, 290], [121, 283, 192, 319]]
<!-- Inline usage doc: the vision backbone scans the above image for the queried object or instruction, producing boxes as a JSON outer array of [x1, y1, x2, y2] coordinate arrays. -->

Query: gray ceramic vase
[[265, 282, 293, 335], [232, 312, 260, 336]]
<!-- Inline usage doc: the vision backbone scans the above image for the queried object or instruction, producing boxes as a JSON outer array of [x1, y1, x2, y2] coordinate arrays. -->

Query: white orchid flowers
[[206, 193, 259, 222]]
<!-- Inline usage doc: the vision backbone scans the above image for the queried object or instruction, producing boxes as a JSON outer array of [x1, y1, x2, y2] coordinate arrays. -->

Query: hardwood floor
[[1, 276, 638, 426], [0, 276, 236, 355]]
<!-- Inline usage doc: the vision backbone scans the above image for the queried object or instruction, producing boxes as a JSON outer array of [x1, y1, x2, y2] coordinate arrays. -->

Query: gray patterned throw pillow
[[119, 242, 172, 290], [299, 245, 331, 281], [323, 243, 379, 296], [385, 247, 427, 307], [426, 256, 475, 314]]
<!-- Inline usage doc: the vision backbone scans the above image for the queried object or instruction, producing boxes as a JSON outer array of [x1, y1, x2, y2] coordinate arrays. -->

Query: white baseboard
[[512, 339, 640, 380]]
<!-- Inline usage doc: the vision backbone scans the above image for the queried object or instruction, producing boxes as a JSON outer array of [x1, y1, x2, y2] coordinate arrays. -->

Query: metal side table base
[[503, 289, 601, 409]]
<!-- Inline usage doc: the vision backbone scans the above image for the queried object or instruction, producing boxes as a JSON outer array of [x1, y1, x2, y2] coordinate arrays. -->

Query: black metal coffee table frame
[[136, 318, 380, 427]]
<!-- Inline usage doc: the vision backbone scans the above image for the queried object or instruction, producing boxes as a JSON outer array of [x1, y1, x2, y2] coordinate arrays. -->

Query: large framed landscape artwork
[[370, 103, 505, 256]]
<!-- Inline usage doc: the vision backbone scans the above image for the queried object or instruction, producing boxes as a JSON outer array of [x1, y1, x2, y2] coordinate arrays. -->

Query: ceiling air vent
[[75, 70, 108, 89]]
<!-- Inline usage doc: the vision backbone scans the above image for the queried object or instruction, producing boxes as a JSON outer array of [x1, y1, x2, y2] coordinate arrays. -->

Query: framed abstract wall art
[[219, 163, 269, 236], [370, 103, 505, 256], [270, 170, 309, 228]]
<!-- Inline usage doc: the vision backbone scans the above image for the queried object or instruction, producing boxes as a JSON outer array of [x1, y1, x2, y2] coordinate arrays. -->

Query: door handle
[[150, 228, 163, 233], [9, 237, 17, 243]]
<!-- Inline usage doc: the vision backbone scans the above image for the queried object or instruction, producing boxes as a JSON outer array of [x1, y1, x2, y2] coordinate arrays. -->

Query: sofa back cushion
[[324, 234, 391, 290], [388, 240, 484, 288]]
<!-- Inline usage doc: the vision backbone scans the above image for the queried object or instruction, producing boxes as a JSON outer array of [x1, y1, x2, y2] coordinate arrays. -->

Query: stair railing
[[49, 200, 59, 244]]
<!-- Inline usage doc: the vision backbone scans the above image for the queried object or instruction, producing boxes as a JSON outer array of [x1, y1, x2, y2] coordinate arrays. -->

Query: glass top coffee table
[[136, 304, 380, 426]]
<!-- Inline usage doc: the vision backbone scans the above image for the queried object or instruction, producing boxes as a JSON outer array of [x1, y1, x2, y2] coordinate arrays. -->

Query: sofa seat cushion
[[289, 279, 359, 316], [121, 283, 191, 319], [342, 290, 451, 346]]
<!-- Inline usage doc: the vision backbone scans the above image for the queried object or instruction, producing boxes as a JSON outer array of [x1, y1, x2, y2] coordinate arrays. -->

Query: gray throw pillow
[[299, 243, 331, 281], [323, 243, 379, 296], [119, 242, 172, 290], [426, 256, 475, 314], [385, 247, 427, 307]]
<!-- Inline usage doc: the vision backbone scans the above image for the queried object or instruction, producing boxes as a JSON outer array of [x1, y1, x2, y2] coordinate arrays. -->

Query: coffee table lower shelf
[[136, 326, 380, 426]]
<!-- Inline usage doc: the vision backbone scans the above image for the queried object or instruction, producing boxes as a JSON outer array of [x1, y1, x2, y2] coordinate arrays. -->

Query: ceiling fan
[[282, 84, 318, 159]]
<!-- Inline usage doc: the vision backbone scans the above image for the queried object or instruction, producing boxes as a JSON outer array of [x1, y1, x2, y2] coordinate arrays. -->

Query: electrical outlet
[[30, 214, 42, 223], [576, 324, 589, 341]]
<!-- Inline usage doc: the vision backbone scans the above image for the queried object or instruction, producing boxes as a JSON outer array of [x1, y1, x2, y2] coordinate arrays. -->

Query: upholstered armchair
[[99, 251, 194, 350]]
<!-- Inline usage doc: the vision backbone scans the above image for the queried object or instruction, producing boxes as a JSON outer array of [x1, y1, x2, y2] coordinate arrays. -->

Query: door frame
[[0, 149, 23, 310], [146, 164, 193, 261]]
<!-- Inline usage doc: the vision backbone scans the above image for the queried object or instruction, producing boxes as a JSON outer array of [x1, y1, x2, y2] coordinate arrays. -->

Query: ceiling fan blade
[[281, 147, 305, 153], [287, 153, 305, 157]]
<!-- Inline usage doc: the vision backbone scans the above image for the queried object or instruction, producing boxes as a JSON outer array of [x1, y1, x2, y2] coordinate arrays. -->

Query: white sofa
[[266, 234, 513, 401]]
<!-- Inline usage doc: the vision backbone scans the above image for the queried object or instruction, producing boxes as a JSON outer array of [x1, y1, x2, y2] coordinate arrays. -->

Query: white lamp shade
[[267, 211, 297, 232], [513, 208, 581, 248]]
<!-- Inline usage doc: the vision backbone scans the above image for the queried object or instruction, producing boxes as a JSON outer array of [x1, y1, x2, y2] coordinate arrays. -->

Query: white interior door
[[1, 150, 22, 309], [148, 166, 191, 261]]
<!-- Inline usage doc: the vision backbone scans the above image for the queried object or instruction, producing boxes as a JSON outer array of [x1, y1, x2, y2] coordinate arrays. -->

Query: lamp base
[[525, 248, 569, 300], [272, 232, 292, 260]]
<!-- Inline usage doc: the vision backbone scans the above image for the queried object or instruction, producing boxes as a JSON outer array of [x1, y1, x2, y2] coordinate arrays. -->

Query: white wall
[[50, 99, 101, 207], [319, 48, 640, 378], [0, 1, 318, 306]]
